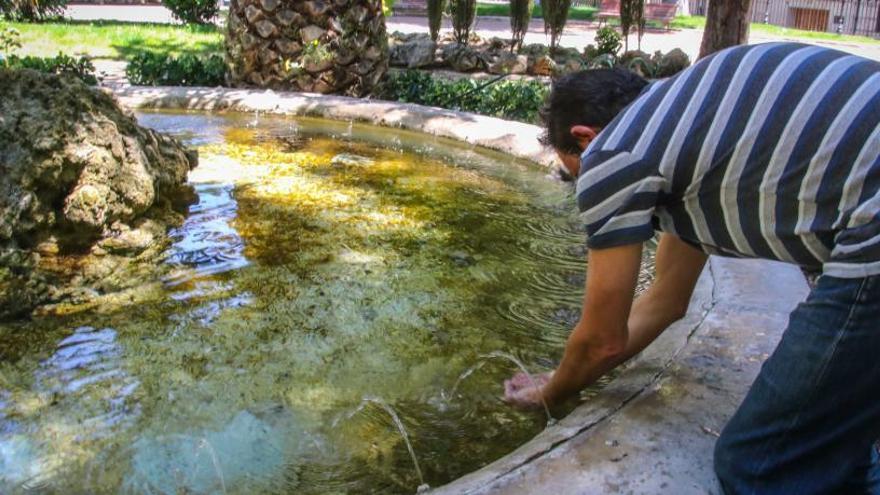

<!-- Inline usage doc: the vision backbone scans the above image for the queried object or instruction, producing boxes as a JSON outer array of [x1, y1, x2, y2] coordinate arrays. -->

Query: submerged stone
[[330, 153, 374, 168], [448, 250, 476, 267]]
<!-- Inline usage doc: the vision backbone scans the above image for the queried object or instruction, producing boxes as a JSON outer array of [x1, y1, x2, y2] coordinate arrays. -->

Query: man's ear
[[570, 125, 601, 151]]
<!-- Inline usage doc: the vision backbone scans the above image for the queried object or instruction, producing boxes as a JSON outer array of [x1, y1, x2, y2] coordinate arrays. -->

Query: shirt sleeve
[[576, 149, 666, 249]]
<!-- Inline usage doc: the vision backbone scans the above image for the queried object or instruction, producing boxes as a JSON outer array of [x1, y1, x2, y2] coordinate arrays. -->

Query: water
[[0, 111, 655, 494], [446, 351, 555, 426], [345, 396, 428, 491]]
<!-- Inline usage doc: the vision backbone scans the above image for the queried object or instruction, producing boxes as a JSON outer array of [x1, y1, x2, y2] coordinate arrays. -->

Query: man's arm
[[541, 234, 708, 405]]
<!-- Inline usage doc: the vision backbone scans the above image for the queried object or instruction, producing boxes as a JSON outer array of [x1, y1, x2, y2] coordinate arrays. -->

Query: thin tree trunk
[[698, 0, 751, 58]]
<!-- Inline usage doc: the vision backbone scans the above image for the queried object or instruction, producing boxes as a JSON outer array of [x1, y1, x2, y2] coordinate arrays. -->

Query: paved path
[[65, 5, 880, 62]]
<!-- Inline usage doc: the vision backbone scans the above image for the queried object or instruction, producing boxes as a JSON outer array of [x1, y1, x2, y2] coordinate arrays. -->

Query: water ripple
[[164, 184, 249, 285], [34, 327, 140, 437]]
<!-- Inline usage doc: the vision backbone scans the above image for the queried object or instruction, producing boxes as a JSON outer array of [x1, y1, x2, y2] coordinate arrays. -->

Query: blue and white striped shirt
[[576, 42, 880, 278]]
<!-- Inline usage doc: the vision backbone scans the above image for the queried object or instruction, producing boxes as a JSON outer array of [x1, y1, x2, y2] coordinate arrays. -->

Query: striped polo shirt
[[576, 42, 880, 278]]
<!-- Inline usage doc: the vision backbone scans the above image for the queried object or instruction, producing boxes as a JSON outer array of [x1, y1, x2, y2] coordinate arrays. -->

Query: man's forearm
[[618, 283, 690, 363], [541, 236, 707, 407], [542, 284, 687, 404]]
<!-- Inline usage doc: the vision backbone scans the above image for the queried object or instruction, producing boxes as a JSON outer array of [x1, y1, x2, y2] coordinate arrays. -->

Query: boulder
[[620, 50, 654, 78], [440, 43, 487, 72], [488, 52, 528, 75], [0, 70, 197, 319], [619, 50, 652, 66], [656, 48, 691, 78], [389, 34, 436, 69], [521, 43, 550, 58], [529, 54, 556, 76]]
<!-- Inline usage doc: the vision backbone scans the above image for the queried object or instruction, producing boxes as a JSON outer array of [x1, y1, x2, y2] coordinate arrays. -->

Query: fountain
[[345, 396, 430, 493], [446, 351, 557, 426], [0, 111, 655, 493]]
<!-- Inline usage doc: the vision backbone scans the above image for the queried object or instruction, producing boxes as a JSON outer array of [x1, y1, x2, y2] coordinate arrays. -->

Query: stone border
[[111, 86, 559, 169], [442, 257, 808, 494], [431, 257, 719, 494], [112, 86, 805, 494]]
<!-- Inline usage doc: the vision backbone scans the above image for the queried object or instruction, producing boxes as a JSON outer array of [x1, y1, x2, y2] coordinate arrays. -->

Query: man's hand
[[503, 372, 552, 409]]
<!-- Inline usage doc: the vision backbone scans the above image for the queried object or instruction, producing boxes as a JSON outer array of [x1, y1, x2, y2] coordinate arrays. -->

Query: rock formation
[[0, 69, 197, 319], [386, 32, 691, 80]]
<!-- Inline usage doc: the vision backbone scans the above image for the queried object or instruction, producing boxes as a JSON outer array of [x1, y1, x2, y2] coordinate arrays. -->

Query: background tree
[[428, 0, 445, 41], [450, 0, 477, 44], [699, 0, 751, 58], [635, 0, 645, 50], [162, 0, 218, 25], [509, 0, 533, 52], [618, 0, 643, 52], [542, 0, 571, 54], [0, 0, 67, 22]]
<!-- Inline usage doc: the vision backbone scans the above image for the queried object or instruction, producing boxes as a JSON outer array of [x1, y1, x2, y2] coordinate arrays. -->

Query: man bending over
[[505, 42, 880, 493]]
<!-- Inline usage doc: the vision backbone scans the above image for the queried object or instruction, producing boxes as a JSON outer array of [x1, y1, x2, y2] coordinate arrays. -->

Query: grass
[[668, 15, 705, 29], [9, 19, 223, 59], [671, 15, 880, 45], [476, 2, 597, 21]]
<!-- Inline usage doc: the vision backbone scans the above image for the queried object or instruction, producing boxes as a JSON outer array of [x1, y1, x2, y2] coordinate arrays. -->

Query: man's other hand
[[503, 371, 552, 409]]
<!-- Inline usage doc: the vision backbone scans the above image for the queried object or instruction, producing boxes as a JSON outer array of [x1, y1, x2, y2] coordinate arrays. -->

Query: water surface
[[0, 112, 654, 494]]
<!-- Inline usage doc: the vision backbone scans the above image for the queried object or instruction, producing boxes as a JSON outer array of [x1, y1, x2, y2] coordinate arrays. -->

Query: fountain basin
[[2, 90, 626, 494], [1, 85, 809, 494]]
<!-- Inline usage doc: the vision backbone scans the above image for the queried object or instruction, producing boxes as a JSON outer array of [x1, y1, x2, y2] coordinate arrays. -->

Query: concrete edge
[[430, 260, 719, 494], [109, 85, 560, 170], [433, 257, 809, 494]]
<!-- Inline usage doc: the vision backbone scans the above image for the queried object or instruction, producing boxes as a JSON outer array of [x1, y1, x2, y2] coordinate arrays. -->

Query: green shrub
[[382, 0, 396, 17], [4, 52, 96, 84], [378, 70, 548, 123], [161, 0, 217, 25], [594, 26, 621, 57], [0, 23, 20, 61], [0, 0, 67, 22], [126, 51, 225, 86]]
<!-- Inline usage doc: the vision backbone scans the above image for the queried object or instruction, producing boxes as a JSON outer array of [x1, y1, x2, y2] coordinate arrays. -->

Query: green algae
[[0, 112, 656, 494]]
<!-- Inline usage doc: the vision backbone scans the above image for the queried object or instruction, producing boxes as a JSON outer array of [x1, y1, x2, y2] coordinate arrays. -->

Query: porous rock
[[441, 43, 486, 72], [488, 52, 528, 75], [389, 34, 436, 69], [0, 70, 197, 319], [656, 48, 691, 78]]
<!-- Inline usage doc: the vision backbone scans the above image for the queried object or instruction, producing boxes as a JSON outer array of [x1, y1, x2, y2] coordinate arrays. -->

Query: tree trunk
[[226, 0, 389, 96], [698, 0, 751, 58]]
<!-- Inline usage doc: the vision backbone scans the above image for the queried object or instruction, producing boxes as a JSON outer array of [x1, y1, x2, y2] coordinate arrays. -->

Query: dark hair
[[540, 68, 648, 154]]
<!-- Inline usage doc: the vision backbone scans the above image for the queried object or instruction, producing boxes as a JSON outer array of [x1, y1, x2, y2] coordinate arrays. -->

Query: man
[[504, 42, 880, 493]]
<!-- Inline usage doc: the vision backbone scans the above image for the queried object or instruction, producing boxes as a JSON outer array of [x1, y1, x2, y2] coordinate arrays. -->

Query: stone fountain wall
[[226, 0, 389, 96]]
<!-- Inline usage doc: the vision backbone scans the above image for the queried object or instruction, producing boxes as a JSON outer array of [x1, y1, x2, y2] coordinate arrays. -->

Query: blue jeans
[[714, 274, 880, 494]]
